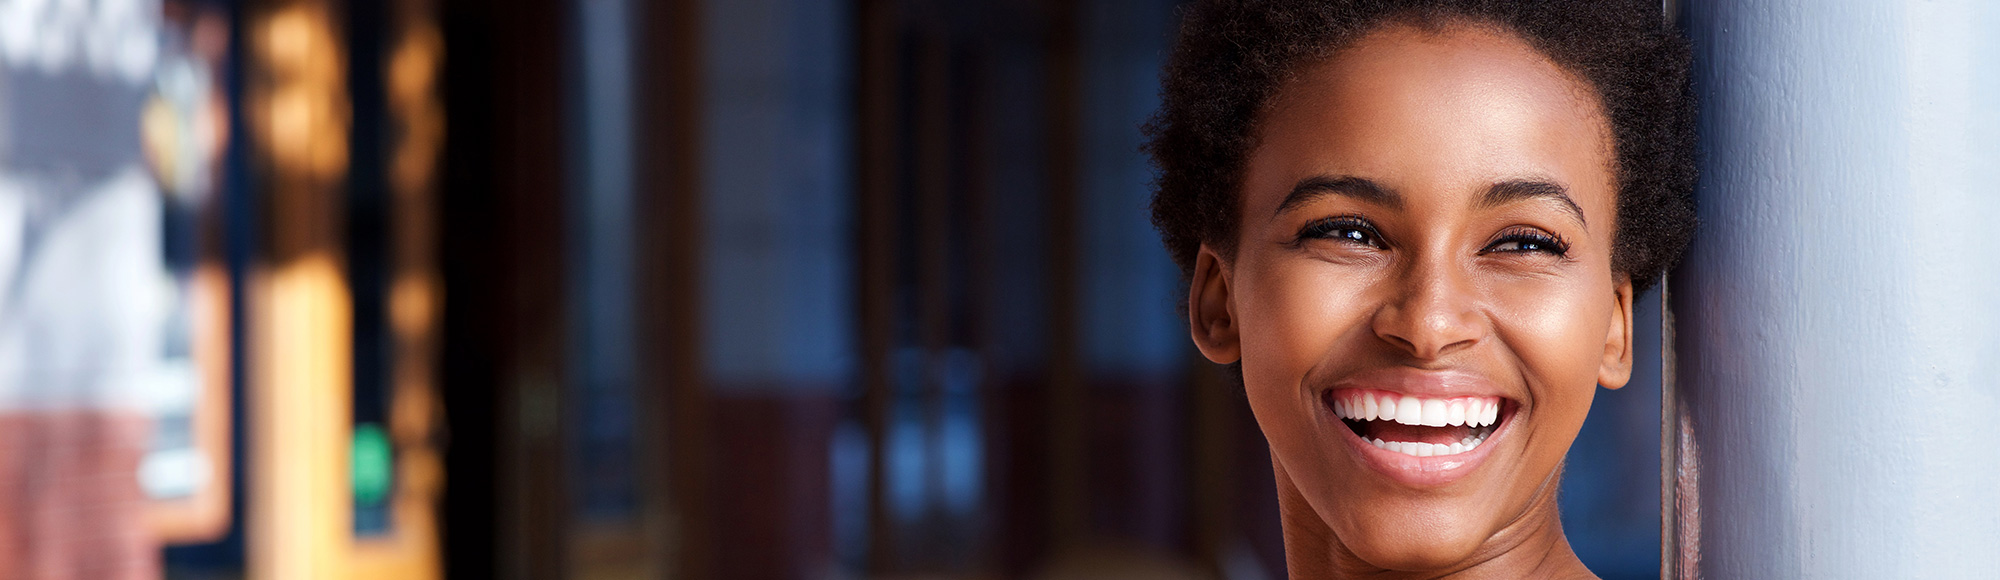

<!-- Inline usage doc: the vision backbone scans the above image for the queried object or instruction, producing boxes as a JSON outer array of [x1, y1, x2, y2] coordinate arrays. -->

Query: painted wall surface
[[1078, 0, 1186, 382], [1676, 1, 2000, 577], [700, 0, 854, 390]]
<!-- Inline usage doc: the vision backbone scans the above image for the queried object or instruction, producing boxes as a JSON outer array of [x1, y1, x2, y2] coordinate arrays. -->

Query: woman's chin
[[1332, 511, 1494, 573]]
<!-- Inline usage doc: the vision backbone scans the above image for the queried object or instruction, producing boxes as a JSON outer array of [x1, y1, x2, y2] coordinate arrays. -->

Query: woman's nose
[[1370, 256, 1482, 361]]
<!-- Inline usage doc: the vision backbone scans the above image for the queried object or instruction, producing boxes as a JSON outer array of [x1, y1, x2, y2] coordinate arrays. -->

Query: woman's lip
[[1323, 395, 1514, 488], [1330, 367, 1507, 400]]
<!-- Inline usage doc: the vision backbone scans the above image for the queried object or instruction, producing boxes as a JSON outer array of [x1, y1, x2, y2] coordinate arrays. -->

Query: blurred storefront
[[0, 0, 1667, 579], [0, 0, 233, 576]]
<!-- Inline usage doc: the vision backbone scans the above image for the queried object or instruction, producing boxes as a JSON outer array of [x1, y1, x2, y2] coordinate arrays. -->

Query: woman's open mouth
[[1320, 388, 1519, 488], [1328, 389, 1505, 457]]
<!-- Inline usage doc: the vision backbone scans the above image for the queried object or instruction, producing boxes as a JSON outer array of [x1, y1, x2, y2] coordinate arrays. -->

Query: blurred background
[[0, 0, 1664, 578]]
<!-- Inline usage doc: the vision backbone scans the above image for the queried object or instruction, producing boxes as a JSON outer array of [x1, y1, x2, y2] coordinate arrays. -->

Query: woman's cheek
[[1487, 273, 1611, 434], [1248, 261, 1376, 380]]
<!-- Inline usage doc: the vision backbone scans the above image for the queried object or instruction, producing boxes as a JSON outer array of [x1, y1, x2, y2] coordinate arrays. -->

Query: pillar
[[1670, 2, 2000, 578]]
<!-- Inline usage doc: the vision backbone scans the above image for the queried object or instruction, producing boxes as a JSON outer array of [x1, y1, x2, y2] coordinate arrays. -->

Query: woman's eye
[[1297, 217, 1384, 248], [1483, 229, 1570, 257], [1488, 239, 1547, 252]]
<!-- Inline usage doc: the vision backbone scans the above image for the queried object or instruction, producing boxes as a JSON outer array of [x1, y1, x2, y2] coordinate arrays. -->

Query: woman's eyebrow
[[1274, 175, 1401, 217], [1480, 179, 1587, 230]]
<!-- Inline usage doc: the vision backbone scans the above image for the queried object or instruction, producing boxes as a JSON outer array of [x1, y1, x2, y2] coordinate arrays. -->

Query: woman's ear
[[1189, 245, 1242, 364], [1597, 278, 1636, 390]]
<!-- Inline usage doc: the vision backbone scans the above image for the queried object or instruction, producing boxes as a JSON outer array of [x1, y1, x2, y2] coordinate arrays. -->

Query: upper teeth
[[1332, 391, 1501, 428]]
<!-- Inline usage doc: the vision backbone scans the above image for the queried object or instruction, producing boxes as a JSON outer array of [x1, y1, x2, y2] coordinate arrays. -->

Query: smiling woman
[[1146, 1, 1694, 578]]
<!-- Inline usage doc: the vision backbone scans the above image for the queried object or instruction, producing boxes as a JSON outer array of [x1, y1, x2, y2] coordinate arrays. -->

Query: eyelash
[[1483, 227, 1571, 257], [1292, 218, 1571, 258], [1295, 216, 1387, 249]]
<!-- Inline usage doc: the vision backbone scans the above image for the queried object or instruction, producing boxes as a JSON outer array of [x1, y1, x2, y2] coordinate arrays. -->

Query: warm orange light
[[352, 7, 446, 580], [387, 22, 443, 198], [254, 4, 349, 184], [253, 253, 354, 580], [248, 2, 445, 577]]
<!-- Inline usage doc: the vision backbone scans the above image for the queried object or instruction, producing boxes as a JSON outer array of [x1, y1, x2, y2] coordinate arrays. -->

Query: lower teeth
[[1368, 430, 1491, 457]]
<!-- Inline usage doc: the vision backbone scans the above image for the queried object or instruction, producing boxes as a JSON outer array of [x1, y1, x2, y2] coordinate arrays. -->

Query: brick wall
[[0, 412, 159, 580]]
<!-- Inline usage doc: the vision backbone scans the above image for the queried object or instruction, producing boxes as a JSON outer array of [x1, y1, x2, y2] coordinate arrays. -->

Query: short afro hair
[[1146, 0, 1695, 296]]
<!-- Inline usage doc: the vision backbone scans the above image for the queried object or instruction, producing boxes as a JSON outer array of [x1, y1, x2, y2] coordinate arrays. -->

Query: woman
[[1146, 1, 1694, 577]]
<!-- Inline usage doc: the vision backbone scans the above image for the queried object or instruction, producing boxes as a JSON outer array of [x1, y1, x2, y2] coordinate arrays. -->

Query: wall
[[1674, 1, 2000, 577], [701, 0, 854, 392]]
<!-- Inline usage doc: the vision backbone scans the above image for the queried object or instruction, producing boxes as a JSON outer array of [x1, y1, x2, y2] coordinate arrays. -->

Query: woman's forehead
[[1247, 24, 1617, 222]]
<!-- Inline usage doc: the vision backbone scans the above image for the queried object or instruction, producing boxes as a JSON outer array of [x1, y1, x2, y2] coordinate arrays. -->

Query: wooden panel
[[633, 0, 708, 578], [854, 0, 902, 574], [487, 0, 569, 573], [1041, 0, 1086, 552]]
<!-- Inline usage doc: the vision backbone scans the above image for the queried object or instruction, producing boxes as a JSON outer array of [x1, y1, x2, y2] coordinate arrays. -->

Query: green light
[[352, 423, 393, 506]]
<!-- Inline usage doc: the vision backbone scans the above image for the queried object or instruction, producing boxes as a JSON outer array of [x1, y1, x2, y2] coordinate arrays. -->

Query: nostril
[[1379, 333, 1418, 354], [1369, 268, 1485, 357], [1370, 304, 1481, 361]]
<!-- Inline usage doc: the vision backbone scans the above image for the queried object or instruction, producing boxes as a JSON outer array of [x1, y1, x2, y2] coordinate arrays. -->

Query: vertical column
[[434, 0, 574, 576], [247, 1, 352, 578], [634, 0, 707, 577], [853, 0, 900, 573], [909, 11, 951, 567], [483, 0, 571, 577], [565, 0, 653, 576], [1041, 0, 1086, 552], [1673, 2, 2000, 578]]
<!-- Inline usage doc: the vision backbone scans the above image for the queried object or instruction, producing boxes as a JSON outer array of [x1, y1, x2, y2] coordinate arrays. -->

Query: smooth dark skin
[[1186, 25, 1635, 579]]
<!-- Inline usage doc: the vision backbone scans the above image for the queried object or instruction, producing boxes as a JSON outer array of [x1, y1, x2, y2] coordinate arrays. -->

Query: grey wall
[[1674, 1, 2000, 577]]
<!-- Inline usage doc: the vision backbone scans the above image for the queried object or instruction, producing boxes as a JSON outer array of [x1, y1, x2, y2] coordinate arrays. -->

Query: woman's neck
[[1273, 460, 1597, 580]]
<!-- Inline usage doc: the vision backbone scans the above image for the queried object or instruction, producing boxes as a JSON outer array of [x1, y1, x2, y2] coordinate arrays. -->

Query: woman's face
[[1188, 25, 1634, 571]]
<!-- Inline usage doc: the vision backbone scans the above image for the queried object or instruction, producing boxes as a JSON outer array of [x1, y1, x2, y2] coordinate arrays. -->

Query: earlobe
[[1598, 279, 1636, 390], [1188, 246, 1242, 365]]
